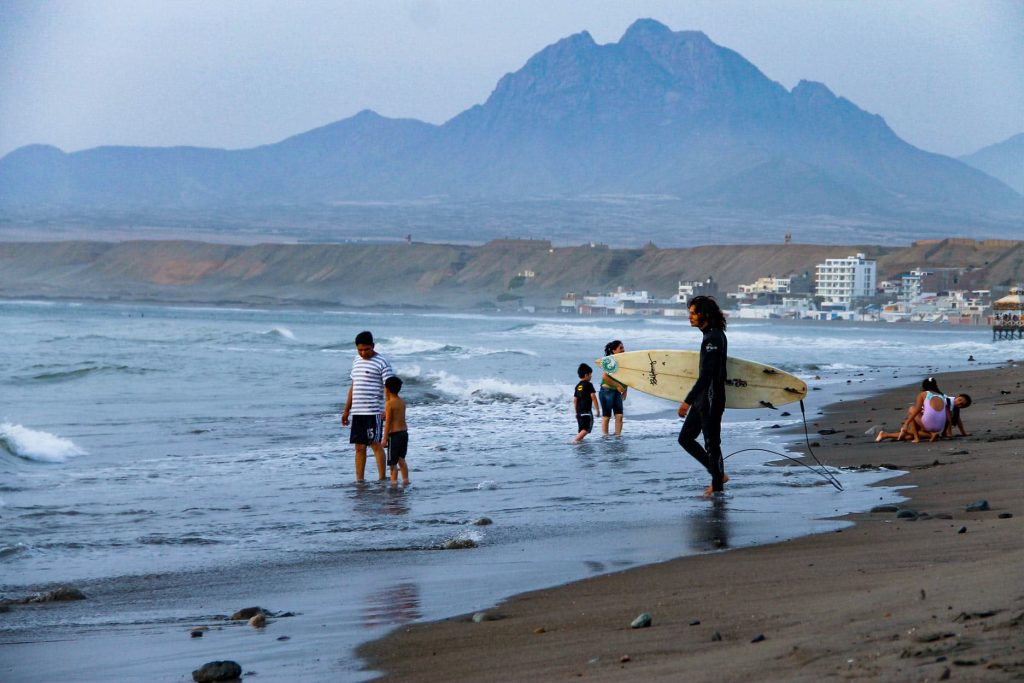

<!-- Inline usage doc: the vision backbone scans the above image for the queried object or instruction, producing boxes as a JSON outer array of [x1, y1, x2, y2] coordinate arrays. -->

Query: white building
[[815, 253, 877, 308], [899, 269, 929, 304], [737, 276, 792, 295]]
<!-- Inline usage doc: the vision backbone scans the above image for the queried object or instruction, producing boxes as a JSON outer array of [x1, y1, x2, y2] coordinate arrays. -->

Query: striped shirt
[[349, 353, 394, 415]]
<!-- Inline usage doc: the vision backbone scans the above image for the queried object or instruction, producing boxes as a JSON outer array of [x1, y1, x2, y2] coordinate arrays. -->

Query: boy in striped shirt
[[341, 330, 395, 481]]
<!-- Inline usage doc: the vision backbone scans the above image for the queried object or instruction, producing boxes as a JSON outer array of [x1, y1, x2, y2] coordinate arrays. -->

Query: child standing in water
[[573, 363, 600, 443], [382, 376, 410, 484]]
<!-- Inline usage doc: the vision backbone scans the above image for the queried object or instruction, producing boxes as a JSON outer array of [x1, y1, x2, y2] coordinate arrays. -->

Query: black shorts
[[576, 414, 593, 433], [387, 431, 409, 467], [349, 414, 383, 445]]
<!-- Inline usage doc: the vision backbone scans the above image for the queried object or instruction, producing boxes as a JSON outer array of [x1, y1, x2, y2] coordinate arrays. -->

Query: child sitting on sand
[[573, 363, 600, 443], [875, 377, 952, 443], [943, 393, 972, 437], [382, 376, 410, 484]]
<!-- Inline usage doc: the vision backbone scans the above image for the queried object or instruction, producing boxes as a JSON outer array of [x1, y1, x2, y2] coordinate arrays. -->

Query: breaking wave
[[0, 423, 87, 463]]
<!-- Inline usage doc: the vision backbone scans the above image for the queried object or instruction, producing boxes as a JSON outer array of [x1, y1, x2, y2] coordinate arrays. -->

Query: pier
[[991, 288, 1024, 341]]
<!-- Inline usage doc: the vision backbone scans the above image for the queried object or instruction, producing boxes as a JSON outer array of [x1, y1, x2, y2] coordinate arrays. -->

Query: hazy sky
[[1, 0, 1021, 160]]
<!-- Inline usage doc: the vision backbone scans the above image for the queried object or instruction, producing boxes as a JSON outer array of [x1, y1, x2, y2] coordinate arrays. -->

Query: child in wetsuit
[[573, 363, 600, 443], [382, 376, 410, 484]]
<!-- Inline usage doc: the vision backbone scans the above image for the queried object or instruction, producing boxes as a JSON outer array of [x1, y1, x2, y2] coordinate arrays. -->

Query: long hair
[[921, 377, 942, 393], [604, 340, 623, 356], [689, 295, 727, 330]]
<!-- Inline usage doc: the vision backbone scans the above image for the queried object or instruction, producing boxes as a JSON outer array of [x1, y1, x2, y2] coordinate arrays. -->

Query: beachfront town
[[558, 250, 1024, 333]]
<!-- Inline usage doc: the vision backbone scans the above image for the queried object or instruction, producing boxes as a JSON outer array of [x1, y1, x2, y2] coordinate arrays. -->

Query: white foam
[[0, 423, 86, 463], [264, 326, 296, 340], [427, 370, 565, 403], [375, 336, 536, 358]]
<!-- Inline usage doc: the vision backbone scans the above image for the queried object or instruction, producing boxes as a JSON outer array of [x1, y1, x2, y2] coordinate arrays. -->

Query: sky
[[1, 0, 1021, 160]]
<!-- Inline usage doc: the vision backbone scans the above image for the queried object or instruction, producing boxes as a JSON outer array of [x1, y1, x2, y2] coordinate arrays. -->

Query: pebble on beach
[[192, 660, 242, 682], [630, 613, 652, 629], [965, 500, 990, 512], [472, 517, 493, 526], [443, 538, 478, 550], [230, 606, 265, 620], [249, 613, 266, 628]]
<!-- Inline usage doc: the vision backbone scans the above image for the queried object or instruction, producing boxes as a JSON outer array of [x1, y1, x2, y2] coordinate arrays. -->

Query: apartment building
[[815, 253, 877, 308]]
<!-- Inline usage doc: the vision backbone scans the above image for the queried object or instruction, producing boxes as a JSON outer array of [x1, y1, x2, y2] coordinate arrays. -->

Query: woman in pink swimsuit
[[875, 377, 951, 443]]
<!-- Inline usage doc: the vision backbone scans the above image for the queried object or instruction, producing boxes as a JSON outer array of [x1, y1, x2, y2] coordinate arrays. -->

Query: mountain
[[959, 133, 1024, 196], [1, 19, 1020, 243]]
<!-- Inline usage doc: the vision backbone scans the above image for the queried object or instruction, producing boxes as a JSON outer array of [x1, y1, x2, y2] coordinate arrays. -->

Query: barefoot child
[[573, 363, 600, 443], [382, 376, 410, 484]]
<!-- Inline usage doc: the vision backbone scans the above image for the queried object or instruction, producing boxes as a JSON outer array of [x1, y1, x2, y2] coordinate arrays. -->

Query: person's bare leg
[[573, 429, 588, 443], [354, 444, 368, 481], [370, 443, 387, 480], [908, 418, 923, 443], [614, 414, 623, 436], [601, 415, 610, 435], [398, 458, 409, 485]]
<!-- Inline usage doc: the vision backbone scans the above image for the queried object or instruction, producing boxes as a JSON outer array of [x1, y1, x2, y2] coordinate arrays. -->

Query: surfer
[[677, 296, 729, 495], [342, 330, 395, 481], [600, 340, 628, 435]]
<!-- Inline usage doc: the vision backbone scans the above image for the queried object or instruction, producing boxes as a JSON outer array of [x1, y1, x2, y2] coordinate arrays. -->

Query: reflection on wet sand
[[350, 481, 411, 517], [362, 582, 422, 628], [687, 496, 730, 551]]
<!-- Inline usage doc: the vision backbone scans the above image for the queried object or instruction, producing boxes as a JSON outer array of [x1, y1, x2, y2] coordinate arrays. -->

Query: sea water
[[0, 301, 1007, 680]]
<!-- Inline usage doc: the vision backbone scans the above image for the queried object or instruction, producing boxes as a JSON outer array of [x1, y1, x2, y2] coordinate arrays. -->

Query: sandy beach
[[360, 363, 1024, 682]]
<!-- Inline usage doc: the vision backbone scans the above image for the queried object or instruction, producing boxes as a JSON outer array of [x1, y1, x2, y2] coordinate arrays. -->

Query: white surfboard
[[596, 349, 807, 409]]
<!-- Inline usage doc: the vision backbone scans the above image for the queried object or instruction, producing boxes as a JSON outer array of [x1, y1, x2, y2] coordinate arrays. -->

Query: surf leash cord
[[722, 399, 844, 491]]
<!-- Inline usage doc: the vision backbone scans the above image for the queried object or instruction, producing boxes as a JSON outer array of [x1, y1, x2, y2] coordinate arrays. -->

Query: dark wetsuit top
[[684, 327, 727, 411]]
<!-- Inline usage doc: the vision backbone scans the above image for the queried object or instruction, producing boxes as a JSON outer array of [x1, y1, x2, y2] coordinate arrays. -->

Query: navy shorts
[[386, 431, 409, 467], [576, 414, 593, 433], [599, 387, 624, 416], [349, 414, 382, 445]]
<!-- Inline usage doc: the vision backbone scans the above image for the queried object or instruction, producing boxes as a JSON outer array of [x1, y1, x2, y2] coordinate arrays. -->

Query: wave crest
[[0, 423, 86, 463]]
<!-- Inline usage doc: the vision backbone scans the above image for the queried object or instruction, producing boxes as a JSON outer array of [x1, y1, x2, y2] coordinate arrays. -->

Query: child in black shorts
[[382, 376, 410, 484], [573, 363, 600, 443]]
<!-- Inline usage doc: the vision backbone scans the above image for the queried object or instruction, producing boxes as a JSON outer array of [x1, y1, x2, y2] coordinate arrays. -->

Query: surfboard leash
[[722, 399, 844, 491]]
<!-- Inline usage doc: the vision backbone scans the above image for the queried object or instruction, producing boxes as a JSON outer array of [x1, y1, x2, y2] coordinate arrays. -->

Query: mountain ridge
[[1, 19, 1020, 243], [1, 237, 1020, 310]]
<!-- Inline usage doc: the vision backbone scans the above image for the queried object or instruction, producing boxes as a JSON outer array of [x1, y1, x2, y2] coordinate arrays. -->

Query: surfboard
[[596, 349, 807, 409]]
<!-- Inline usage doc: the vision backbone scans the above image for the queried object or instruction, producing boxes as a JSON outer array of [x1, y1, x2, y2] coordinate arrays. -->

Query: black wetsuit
[[678, 326, 728, 491]]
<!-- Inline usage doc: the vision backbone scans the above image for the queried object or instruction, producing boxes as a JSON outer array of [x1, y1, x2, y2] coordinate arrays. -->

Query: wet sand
[[360, 364, 1024, 681]]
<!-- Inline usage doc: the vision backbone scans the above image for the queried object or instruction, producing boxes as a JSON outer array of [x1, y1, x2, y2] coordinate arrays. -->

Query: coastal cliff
[[1, 238, 1021, 309]]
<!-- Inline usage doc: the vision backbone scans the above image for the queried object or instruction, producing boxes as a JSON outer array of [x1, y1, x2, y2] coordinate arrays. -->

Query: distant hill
[[1, 19, 1021, 244], [1, 237, 1020, 310], [960, 133, 1024, 195]]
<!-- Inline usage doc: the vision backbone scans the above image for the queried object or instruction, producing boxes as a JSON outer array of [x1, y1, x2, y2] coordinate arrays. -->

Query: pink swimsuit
[[920, 391, 947, 433]]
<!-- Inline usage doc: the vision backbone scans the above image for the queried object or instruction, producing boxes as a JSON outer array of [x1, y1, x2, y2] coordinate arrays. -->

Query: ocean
[[0, 301, 1007, 681]]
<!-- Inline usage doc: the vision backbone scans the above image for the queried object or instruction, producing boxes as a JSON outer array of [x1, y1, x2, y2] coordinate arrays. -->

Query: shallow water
[[0, 302, 1003, 680]]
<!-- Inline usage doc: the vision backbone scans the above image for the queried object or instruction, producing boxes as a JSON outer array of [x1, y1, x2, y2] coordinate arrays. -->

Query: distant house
[[676, 277, 718, 304]]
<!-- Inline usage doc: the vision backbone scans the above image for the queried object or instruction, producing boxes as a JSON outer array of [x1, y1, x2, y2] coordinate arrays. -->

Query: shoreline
[[359, 364, 1024, 681]]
